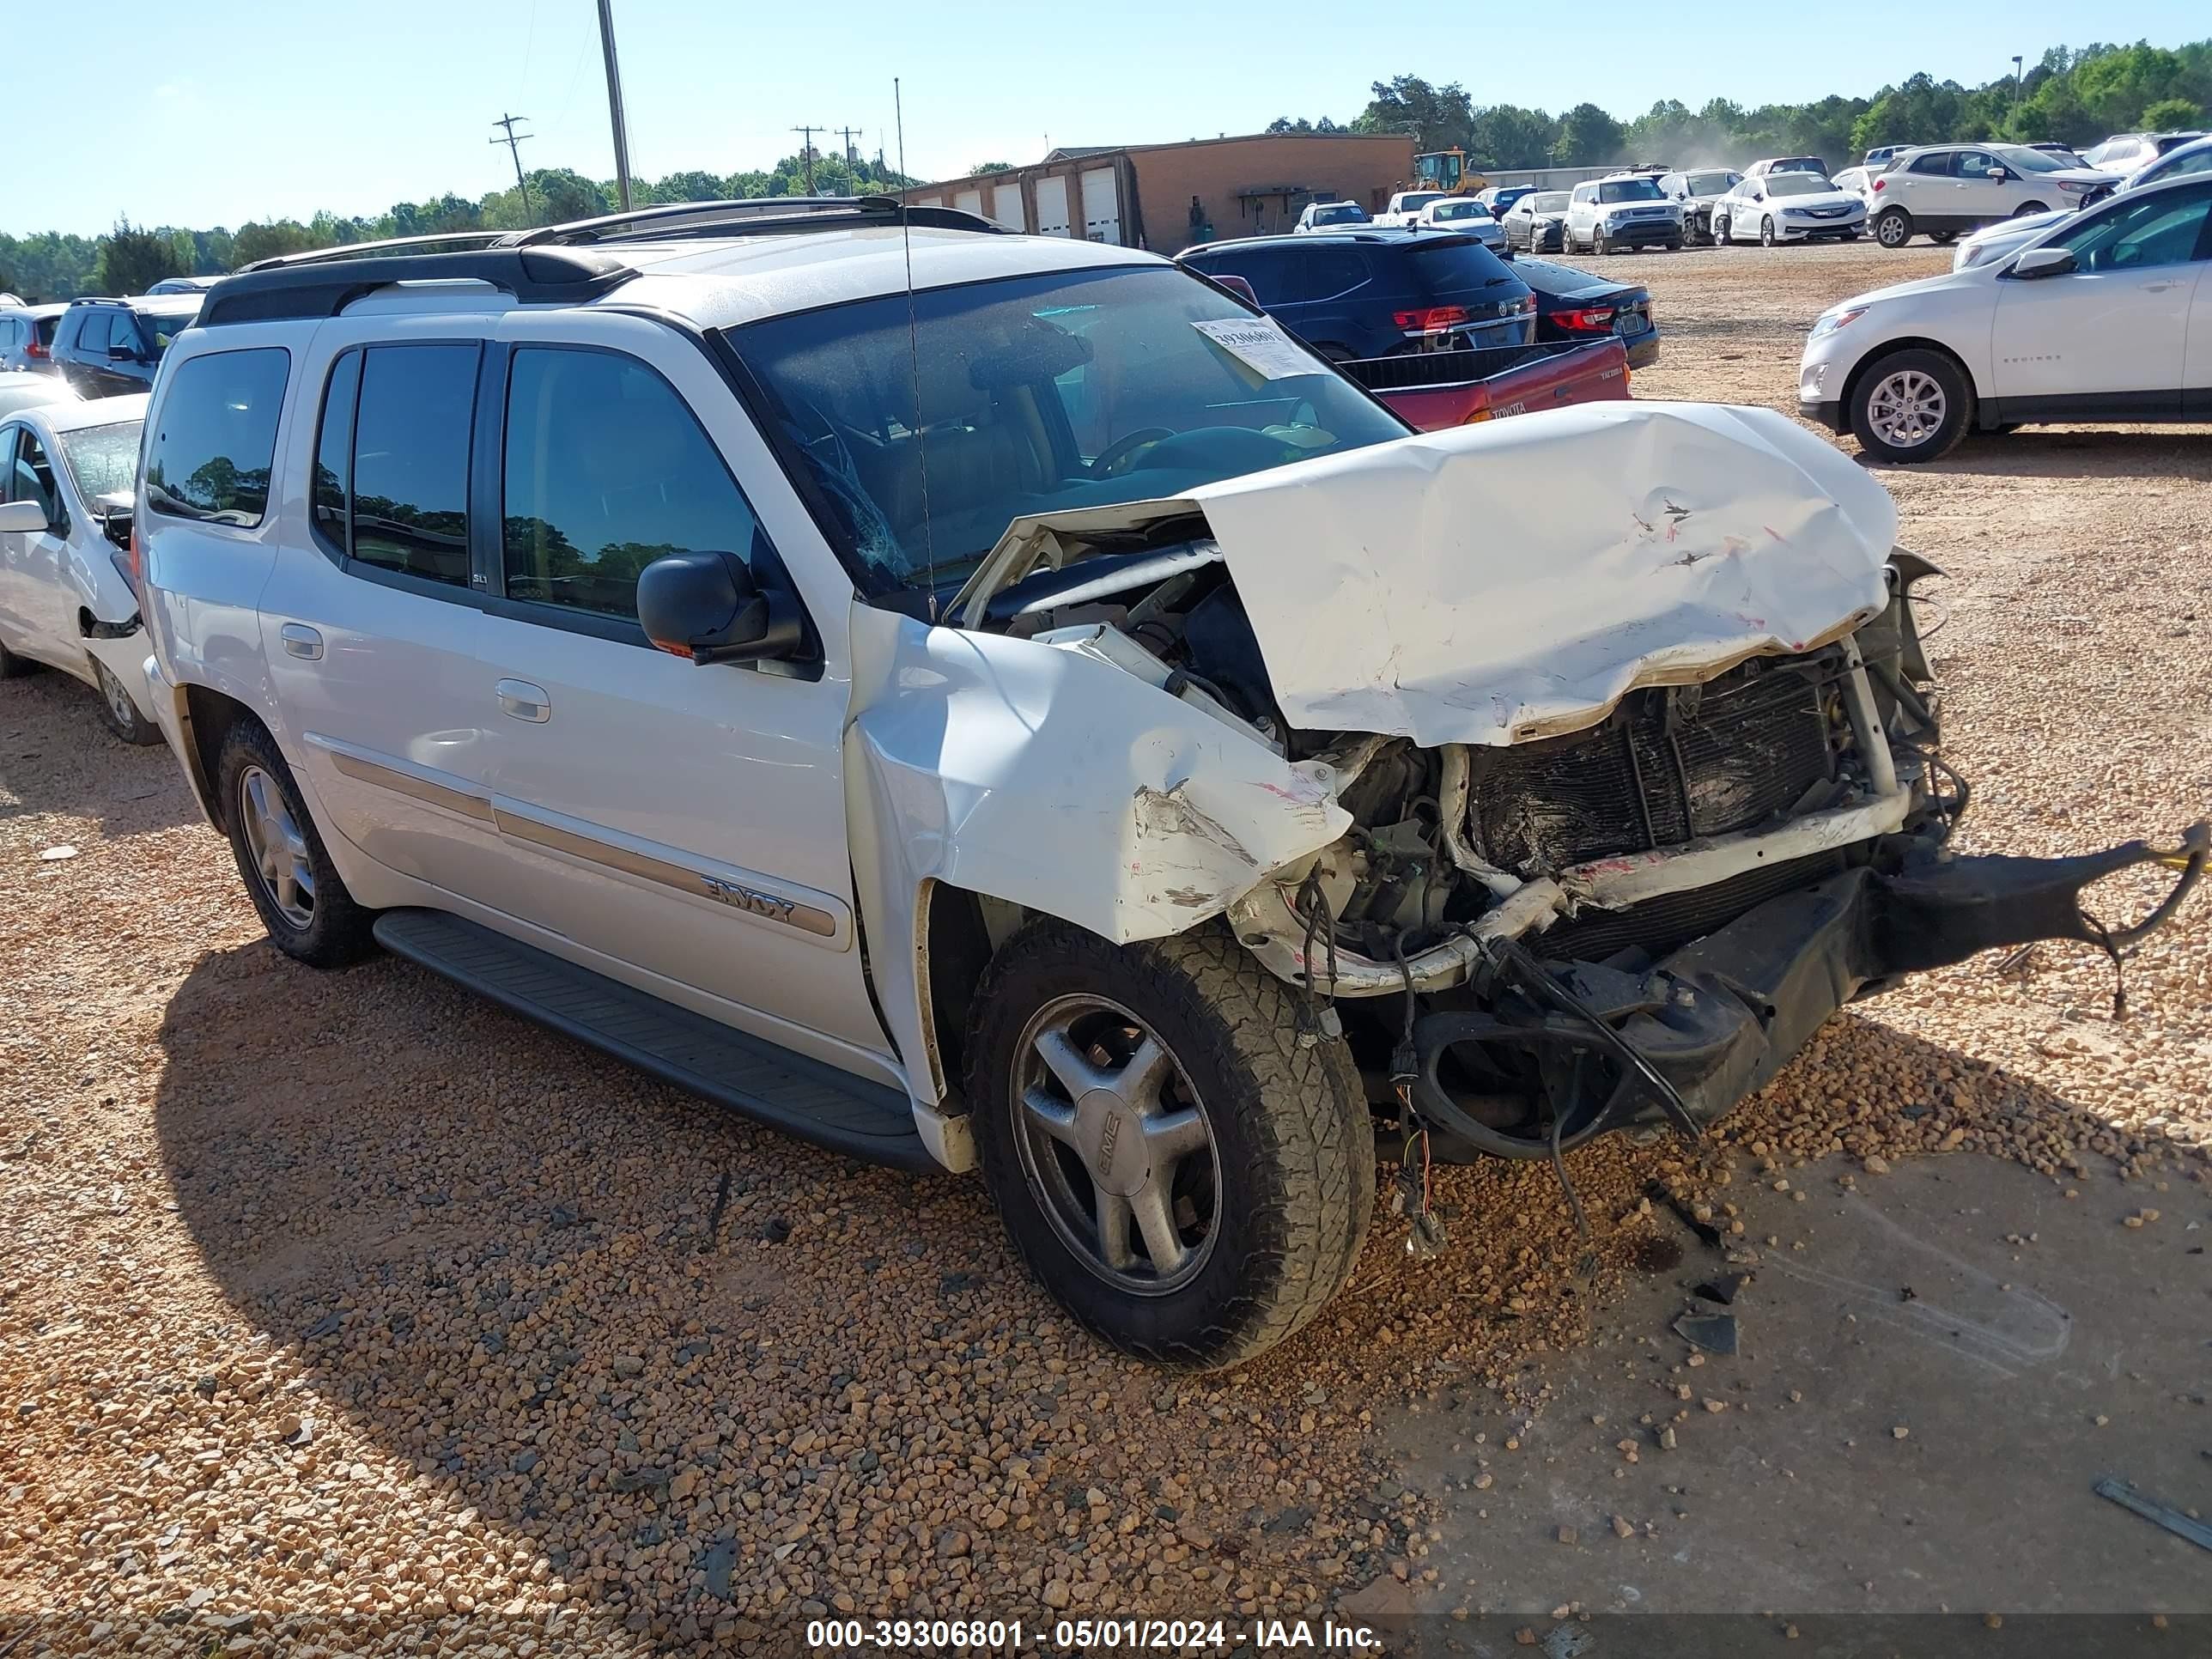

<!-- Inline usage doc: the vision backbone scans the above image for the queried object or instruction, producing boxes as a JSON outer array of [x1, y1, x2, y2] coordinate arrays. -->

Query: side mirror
[[94, 489, 133, 551], [1985, 167, 2006, 179], [2008, 246, 2077, 279], [0, 498, 50, 534], [107, 343, 140, 362], [1209, 272, 1260, 306], [636, 549, 801, 665]]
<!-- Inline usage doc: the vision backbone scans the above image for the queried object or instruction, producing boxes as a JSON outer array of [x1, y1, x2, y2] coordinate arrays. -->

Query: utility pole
[[596, 0, 634, 210], [836, 126, 864, 167], [490, 113, 534, 223], [792, 126, 822, 193]]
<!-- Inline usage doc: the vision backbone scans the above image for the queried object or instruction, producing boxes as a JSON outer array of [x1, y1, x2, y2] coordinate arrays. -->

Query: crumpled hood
[[1184, 400, 1898, 746]]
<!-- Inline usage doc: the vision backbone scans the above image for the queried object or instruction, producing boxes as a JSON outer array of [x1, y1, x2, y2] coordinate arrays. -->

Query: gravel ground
[[3, 242, 2209, 1656]]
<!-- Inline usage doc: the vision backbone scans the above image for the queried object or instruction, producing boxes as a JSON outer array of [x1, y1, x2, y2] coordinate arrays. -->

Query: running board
[[371, 908, 935, 1171]]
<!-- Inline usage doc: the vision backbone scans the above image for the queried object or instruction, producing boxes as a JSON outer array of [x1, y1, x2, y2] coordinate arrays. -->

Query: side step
[[371, 908, 936, 1171]]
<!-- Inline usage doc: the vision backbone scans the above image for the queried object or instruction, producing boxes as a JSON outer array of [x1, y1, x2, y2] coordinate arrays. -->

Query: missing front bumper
[[1414, 825, 2208, 1142]]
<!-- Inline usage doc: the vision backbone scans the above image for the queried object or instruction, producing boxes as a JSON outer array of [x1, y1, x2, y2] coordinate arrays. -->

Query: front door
[[0, 425, 70, 667], [1948, 149, 2011, 223], [1990, 181, 2212, 410], [465, 312, 889, 1063]]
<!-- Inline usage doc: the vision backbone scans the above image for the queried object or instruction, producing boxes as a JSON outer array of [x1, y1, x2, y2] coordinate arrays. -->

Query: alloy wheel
[[1010, 994, 1221, 1297], [97, 663, 135, 726], [237, 764, 317, 930], [1866, 368, 1948, 452], [1877, 212, 1908, 247]]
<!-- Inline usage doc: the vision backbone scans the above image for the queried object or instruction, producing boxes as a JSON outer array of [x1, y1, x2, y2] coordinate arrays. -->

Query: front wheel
[[1712, 216, 1731, 244], [1928, 229, 1958, 245], [1592, 228, 1609, 255], [2012, 201, 2048, 217], [1759, 216, 1778, 247], [217, 719, 378, 968], [1849, 347, 1973, 464], [967, 922, 1373, 1370], [1875, 208, 1913, 248], [91, 659, 162, 745]]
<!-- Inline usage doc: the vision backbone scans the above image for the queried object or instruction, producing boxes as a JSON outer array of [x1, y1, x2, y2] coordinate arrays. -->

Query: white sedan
[[1713, 173, 1869, 245], [1411, 195, 1507, 250], [1800, 173, 2212, 461], [0, 394, 162, 741]]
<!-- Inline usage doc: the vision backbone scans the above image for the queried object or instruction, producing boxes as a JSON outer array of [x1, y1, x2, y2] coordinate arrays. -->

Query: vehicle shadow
[[148, 936, 1025, 1649], [1881, 425, 2212, 483], [0, 669, 200, 834]]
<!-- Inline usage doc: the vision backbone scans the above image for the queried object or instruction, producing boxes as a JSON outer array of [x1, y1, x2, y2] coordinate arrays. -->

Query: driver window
[[2053, 187, 2212, 272], [12, 429, 60, 525], [1954, 150, 1998, 177], [501, 347, 773, 623]]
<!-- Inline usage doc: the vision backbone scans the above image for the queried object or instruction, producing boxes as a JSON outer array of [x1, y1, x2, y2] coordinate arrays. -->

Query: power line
[[490, 113, 534, 223]]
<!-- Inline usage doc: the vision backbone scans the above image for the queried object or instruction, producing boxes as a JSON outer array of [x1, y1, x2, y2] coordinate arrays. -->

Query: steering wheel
[[1087, 427, 1176, 479]]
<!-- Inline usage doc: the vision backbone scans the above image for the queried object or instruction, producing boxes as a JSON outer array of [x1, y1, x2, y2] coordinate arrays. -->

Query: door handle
[[279, 623, 323, 660], [495, 679, 550, 722]]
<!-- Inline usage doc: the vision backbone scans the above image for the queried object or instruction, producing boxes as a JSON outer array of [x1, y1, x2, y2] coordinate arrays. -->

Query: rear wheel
[[217, 719, 377, 968], [1928, 229, 1958, 245], [1875, 207, 1913, 248], [1849, 347, 1973, 464], [967, 921, 1372, 1370]]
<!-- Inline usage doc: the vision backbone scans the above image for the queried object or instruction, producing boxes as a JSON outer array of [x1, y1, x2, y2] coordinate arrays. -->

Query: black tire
[[1593, 228, 1610, 255], [0, 638, 37, 678], [1928, 229, 1958, 245], [1848, 347, 1974, 465], [1875, 207, 1913, 248], [216, 718, 377, 969], [90, 659, 162, 745], [1759, 216, 1778, 247], [1842, 228, 1862, 240], [1712, 215, 1731, 245], [2013, 201, 2047, 217], [966, 921, 1373, 1370]]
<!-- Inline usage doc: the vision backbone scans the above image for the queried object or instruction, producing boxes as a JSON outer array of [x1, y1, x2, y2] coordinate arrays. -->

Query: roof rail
[[235, 230, 514, 273], [198, 248, 636, 328], [508, 195, 1006, 246]]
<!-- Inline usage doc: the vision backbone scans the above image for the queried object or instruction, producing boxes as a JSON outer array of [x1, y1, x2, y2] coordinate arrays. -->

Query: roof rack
[[198, 248, 636, 328], [235, 230, 514, 273], [507, 195, 1006, 246]]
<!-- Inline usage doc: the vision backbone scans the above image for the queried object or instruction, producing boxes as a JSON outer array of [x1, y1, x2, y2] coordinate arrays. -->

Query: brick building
[[898, 131, 1419, 256]]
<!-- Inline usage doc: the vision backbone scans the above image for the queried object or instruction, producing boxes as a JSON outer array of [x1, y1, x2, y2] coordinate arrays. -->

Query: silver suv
[[134, 199, 2205, 1367]]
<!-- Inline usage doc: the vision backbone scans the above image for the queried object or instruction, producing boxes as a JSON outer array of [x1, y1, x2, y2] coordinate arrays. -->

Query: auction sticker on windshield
[[1191, 317, 1320, 380]]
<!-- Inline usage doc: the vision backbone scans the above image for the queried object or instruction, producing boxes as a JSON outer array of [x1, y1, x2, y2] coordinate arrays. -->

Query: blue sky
[[22, 2, 2206, 237]]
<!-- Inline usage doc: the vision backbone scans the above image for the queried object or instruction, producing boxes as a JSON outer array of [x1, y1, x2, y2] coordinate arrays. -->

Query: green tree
[[1352, 76, 1477, 154], [1553, 102, 1626, 165], [230, 220, 328, 267], [2142, 94, 2205, 129], [970, 161, 1014, 173], [653, 170, 727, 203], [1469, 105, 1559, 167], [94, 219, 183, 295]]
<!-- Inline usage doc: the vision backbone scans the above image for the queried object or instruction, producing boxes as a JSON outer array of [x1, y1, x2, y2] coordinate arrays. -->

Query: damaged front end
[[934, 402, 2205, 1166]]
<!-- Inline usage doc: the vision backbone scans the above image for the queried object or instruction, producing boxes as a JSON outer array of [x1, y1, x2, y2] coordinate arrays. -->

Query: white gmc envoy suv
[[131, 198, 2204, 1367]]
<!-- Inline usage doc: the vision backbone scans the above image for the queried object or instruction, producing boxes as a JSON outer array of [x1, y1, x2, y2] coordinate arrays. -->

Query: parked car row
[[0, 289, 206, 390]]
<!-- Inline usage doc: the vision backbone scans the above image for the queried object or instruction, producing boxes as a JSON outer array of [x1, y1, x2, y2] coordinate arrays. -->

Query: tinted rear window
[[146, 347, 290, 526], [1401, 240, 1522, 296]]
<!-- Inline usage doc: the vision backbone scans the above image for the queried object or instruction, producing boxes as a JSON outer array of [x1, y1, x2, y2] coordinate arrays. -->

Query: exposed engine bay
[[950, 502, 2203, 1177]]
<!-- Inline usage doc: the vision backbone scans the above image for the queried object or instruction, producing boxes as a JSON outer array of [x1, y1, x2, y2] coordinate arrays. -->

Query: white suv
[[1565, 173, 1685, 252], [134, 199, 2205, 1367], [1865, 143, 2118, 247], [1802, 174, 2212, 460]]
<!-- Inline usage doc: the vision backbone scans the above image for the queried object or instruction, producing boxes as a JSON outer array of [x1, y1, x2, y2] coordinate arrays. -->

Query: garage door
[[1036, 175, 1071, 237], [991, 182, 1026, 232], [1080, 167, 1120, 244], [954, 187, 983, 216]]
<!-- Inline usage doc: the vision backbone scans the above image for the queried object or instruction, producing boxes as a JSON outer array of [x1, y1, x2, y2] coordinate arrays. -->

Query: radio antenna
[[895, 76, 938, 620]]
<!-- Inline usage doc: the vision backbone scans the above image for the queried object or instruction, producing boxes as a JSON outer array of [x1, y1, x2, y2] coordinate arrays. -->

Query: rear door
[[1990, 181, 2212, 412]]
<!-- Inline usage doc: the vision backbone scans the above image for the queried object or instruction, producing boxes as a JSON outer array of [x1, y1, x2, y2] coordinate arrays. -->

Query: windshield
[[730, 265, 1408, 597], [1396, 192, 1443, 211], [1528, 192, 1570, 213], [139, 308, 199, 352], [1313, 203, 1364, 222], [1996, 145, 2070, 174], [1598, 178, 1664, 203], [58, 420, 142, 501], [1765, 173, 1832, 197]]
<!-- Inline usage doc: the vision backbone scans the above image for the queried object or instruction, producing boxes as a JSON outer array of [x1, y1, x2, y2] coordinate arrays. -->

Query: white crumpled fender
[[1185, 400, 1899, 747], [842, 604, 1351, 1100]]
